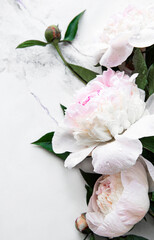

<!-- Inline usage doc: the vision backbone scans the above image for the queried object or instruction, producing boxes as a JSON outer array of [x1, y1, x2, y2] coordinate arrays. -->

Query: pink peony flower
[[91, 5, 154, 67], [86, 157, 154, 238], [52, 69, 154, 174]]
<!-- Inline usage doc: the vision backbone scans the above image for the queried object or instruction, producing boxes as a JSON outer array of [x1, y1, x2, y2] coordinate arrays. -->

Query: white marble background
[[0, 0, 154, 239]]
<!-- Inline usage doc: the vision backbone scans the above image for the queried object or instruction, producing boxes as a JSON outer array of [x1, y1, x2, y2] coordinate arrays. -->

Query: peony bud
[[45, 25, 61, 43], [75, 213, 90, 234]]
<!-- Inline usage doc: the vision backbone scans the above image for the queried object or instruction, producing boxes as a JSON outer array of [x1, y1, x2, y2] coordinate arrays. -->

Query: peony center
[[96, 174, 123, 216]]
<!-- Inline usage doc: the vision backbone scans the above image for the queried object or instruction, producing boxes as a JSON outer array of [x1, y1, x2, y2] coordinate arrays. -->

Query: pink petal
[[99, 33, 133, 67], [99, 44, 133, 67]]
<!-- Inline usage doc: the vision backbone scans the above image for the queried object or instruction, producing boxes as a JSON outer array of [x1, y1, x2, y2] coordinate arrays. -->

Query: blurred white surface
[[0, 0, 154, 239]]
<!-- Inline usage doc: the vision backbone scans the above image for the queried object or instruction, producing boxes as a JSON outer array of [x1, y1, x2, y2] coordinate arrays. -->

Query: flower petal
[[92, 136, 142, 174], [87, 176, 102, 212], [52, 126, 82, 153], [129, 29, 154, 48], [139, 88, 146, 101], [118, 161, 149, 225], [99, 33, 133, 67], [118, 182, 149, 226], [145, 93, 154, 115], [64, 145, 97, 169], [123, 115, 154, 139], [139, 156, 154, 192], [99, 44, 133, 67], [86, 211, 129, 238]]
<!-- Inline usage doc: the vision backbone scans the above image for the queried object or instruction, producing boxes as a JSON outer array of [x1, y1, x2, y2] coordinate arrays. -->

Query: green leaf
[[90, 234, 107, 240], [142, 148, 154, 165], [114, 235, 148, 240], [89, 233, 95, 240], [69, 63, 98, 83], [80, 169, 101, 188], [133, 48, 148, 90], [32, 132, 69, 160], [60, 104, 67, 115], [145, 45, 154, 68], [147, 64, 154, 96], [151, 192, 154, 202], [140, 136, 154, 153], [85, 185, 93, 205], [64, 10, 85, 42], [16, 40, 48, 48], [149, 200, 154, 217]]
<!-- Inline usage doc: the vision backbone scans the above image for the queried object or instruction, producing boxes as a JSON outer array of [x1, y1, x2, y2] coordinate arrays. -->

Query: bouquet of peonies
[[17, 5, 154, 240]]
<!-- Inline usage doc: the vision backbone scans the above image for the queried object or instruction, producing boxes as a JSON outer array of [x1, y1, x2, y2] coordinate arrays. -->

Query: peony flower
[[52, 69, 154, 174], [91, 5, 154, 67], [86, 157, 154, 238]]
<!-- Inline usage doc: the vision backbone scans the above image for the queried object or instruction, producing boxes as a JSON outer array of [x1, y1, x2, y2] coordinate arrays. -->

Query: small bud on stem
[[45, 25, 61, 43], [75, 213, 90, 234]]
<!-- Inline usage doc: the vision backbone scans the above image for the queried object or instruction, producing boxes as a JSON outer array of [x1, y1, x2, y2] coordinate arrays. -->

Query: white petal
[[86, 211, 130, 238], [139, 88, 146, 101], [52, 126, 82, 154], [64, 145, 97, 169], [117, 182, 149, 226], [146, 93, 154, 115], [129, 29, 154, 48], [129, 73, 139, 83], [118, 161, 149, 225], [139, 156, 154, 192], [99, 44, 133, 67], [92, 136, 142, 174], [123, 115, 154, 139], [121, 161, 149, 192]]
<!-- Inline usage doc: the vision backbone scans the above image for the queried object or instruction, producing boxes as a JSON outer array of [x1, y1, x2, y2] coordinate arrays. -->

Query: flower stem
[[83, 233, 90, 240], [52, 41, 86, 83], [52, 41, 68, 66]]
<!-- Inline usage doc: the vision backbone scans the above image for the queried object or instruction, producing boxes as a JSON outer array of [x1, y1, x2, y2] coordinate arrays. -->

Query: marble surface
[[0, 0, 154, 239]]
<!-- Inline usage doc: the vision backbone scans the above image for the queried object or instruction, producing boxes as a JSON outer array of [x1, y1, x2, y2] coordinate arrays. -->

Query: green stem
[[52, 41, 68, 66], [52, 41, 85, 83], [83, 233, 90, 240]]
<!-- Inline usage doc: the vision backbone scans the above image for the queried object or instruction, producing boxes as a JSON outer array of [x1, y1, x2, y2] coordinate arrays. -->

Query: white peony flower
[[52, 69, 154, 174], [86, 157, 154, 238], [89, 5, 154, 67]]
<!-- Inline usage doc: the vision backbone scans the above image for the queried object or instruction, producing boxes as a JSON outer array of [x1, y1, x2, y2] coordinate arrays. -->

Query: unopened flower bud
[[45, 25, 61, 43], [75, 213, 90, 234]]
